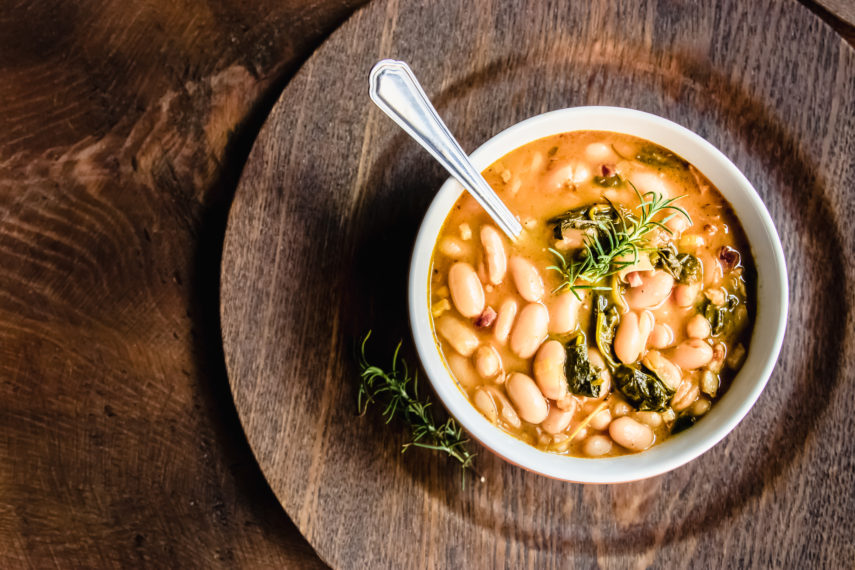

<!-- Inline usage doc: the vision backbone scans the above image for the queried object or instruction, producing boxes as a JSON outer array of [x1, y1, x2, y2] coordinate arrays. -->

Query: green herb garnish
[[545, 246, 611, 300], [357, 332, 476, 486], [547, 184, 691, 298]]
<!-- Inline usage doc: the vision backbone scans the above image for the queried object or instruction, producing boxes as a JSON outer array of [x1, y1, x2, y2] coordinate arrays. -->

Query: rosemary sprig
[[548, 182, 690, 298], [357, 332, 476, 485], [545, 246, 609, 300]]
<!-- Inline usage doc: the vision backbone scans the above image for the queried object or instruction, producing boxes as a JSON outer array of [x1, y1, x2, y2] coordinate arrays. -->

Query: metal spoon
[[368, 59, 522, 241]]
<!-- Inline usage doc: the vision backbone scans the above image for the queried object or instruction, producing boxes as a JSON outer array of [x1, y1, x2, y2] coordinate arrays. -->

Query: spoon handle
[[369, 59, 522, 241]]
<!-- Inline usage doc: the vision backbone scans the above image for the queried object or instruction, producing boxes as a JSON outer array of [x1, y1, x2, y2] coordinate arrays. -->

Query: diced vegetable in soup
[[429, 131, 755, 457]]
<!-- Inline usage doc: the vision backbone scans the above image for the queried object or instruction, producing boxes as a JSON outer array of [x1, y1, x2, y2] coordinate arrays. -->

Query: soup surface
[[429, 131, 755, 457]]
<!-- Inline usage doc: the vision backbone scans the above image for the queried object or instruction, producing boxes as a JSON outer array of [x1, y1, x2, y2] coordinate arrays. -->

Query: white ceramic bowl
[[408, 106, 788, 483]]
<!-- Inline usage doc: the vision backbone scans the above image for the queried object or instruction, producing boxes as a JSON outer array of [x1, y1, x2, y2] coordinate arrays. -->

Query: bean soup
[[429, 131, 755, 457]]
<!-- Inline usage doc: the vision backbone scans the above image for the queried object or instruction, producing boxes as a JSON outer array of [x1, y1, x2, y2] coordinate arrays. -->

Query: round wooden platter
[[221, 1, 855, 567]]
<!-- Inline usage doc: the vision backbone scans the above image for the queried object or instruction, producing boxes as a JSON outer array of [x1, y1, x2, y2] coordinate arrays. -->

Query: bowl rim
[[408, 106, 788, 483]]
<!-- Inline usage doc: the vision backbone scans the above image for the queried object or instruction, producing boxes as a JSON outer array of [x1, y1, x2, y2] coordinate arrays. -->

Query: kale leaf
[[702, 295, 739, 336], [651, 243, 701, 284], [564, 335, 604, 398], [548, 203, 619, 240], [613, 365, 675, 412], [594, 294, 621, 369], [635, 145, 688, 169], [671, 414, 698, 434]]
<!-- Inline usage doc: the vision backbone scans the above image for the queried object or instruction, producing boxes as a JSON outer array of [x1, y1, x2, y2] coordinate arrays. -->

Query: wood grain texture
[[0, 0, 369, 567], [221, 0, 855, 568], [809, 0, 855, 43], [0, 0, 851, 567], [814, 0, 855, 27]]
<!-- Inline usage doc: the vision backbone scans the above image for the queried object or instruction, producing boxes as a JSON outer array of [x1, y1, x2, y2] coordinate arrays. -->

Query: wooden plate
[[221, 0, 855, 567]]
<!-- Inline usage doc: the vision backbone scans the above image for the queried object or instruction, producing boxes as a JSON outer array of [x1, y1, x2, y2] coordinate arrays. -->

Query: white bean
[[541, 406, 575, 434], [571, 163, 591, 184], [686, 313, 711, 339], [583, 435, 613, 457], [617, 255, 655, 282], [615, 310, 654, 364], [632, 411, 663, 428], [611, 400, 632, 417], [473, 345, 501, 379], [446, 353, 480, 389], [493, 298, 518, 344], [641, 350, 682, 390], [671, 339, 714, 370], [509, 256, 544, 302], [473, 387, 498, 423], [548, 291, 581, 334], [671, 379, 699, 411], [700, 369, 719, 397], [448, 262, 485, 318], [482, 385, 521, 429], [436, 315, 479, 356], [625, 270, 674, 309], [589, 409, 612, 431], [533, 340, 568, 400], [480, 225, 507, 285], [648, 323, 674, 349], [585, 142, 614, 162], [506, 373, 549, 424], [691, 397, 711, 416], [673, 283, 699, 307], [609, 416, 654, 452], [510, 303, 549, 358], [628, 171, 673, 199], [545, 163, 576, 189]]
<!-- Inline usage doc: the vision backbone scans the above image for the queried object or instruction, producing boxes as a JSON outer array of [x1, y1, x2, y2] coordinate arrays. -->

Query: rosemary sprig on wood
[[357, 332, 476, 485], [548, 182, 690, 298]]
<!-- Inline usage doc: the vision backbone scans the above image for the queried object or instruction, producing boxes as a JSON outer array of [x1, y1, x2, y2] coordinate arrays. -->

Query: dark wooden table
[[1, 1, 852, 567]]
